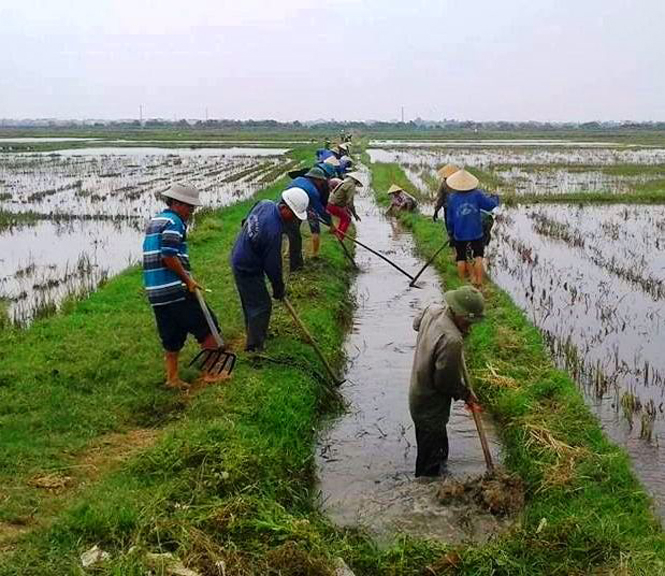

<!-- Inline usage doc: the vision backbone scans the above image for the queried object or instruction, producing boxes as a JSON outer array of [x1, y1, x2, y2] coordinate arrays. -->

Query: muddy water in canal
[[316, 171, 505, 543], [488, 204, 665, 518]]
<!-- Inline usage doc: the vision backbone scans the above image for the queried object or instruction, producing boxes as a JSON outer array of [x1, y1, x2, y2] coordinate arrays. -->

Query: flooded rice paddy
[[0, 147, 291, 325], [368, 146, 665, 197], [316, 170, 506, 544], [486, 203, 665, 517]]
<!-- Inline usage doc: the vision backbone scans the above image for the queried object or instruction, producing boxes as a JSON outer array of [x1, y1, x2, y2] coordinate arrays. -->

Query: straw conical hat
[[324, 155, 341, 166], [346, 171, 363, 186], [339, 143, 349, 151], [387, 184, 404, 195], [446, 169, 479, 192], [437, 163, 460, 179]]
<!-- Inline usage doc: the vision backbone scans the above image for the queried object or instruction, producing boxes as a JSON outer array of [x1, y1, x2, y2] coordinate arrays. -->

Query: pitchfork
[[188, 288, 237, 376]]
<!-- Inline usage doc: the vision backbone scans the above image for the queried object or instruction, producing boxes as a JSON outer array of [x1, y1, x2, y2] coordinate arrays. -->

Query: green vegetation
[[367, 160, 665, 574]]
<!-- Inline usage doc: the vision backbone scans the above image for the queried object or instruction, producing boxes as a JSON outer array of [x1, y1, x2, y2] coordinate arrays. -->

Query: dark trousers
[[283, 220, 303, 271], [233, 271, 272, 351], [414, 423, 449, 477]]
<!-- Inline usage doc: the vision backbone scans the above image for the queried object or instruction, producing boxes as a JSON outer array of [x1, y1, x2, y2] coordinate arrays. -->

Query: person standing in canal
[[142, 183, 226, 390], [231, 188, 309, 351], [445, 169, 500, 287], [409, 286, 485, 477]]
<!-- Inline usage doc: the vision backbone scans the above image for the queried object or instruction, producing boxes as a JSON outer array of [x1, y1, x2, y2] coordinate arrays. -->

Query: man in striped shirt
[[143, 183, 224, 389]]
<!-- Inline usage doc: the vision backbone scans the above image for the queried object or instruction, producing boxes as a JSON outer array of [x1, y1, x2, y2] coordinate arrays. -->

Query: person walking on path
[[143, 183, 226, 390], [231, 188, 309, 351], [445, 169, 500, 287], [409, 286, 485, 477], [283, 167, 336, 268], [327, 171, 363, 240], [432, 163, 459, 230]]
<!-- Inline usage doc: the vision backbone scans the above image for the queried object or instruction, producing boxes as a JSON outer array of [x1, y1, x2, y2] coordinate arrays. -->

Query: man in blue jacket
[[445, 169, 500, 287], [231, 188, 309, 351], [283, 166, 336, 269]]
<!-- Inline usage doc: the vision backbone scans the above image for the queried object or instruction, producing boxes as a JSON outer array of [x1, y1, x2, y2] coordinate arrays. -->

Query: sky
[[1, 0, 663, 122]]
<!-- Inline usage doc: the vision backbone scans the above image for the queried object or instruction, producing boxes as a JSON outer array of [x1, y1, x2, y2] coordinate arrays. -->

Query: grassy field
[[366, 159, 665, 574]]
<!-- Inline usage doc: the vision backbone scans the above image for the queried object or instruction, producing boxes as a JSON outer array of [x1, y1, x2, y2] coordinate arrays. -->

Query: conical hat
[[346, 171, 363, 186], [437, 163, 460, 179], [387, 184, 404, 195], [446, 169, 479, 192], [324, 156, 340, 166]]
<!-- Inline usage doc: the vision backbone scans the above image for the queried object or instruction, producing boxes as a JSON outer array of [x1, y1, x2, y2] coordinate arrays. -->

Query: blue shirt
[[446, 189, 499, 241], [316, 148, 335, 162], [231, 200, 285, 296], [284, 176, 331, 225], [142, 209, 190, 306]]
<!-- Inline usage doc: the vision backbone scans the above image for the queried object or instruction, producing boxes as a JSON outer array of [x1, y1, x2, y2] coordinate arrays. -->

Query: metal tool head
[[189, 348, 237, 376]]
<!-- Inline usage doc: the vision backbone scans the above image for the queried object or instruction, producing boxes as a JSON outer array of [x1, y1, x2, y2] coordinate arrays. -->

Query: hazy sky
[[1, 0, 663, 121]]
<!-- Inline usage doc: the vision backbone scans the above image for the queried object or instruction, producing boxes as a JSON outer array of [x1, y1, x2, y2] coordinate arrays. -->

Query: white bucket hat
[[162, 183, 202, 206], [446, 169, 479, 192], [281, 187, 309, 220], [346, 171, 363, 186], [324, 156, 341, 167]]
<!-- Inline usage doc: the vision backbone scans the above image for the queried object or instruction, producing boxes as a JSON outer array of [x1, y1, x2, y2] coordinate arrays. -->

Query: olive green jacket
[[329, 178, 359, 219], [408, 303, 470, 427]]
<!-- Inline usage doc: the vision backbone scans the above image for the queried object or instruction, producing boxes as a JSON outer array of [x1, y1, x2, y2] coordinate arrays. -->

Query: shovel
[[188, 288, 237, 376], [282, 297, 345, 387], [461, 353, 494, 472]]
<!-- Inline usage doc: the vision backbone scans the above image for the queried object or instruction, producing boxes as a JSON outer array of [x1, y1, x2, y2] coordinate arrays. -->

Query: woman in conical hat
[[445, 170, 500, 287], [387, 184, 417, 214], [433, 163, 459, 224]]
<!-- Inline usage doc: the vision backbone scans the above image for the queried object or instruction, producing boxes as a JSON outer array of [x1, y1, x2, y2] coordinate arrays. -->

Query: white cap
[[281, 187, 309, 220], [162, 183, 201, 206]]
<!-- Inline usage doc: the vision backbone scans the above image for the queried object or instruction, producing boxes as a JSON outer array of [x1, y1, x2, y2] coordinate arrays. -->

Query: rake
[[188, 288, 237, 376]]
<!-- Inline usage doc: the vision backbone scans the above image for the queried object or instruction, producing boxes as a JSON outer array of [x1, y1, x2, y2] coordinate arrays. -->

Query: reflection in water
[[316, 170, 504, 543], [488, 204, 665, 518]]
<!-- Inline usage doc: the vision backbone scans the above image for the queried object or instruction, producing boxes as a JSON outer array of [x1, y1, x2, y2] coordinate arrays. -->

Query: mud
[[316, 168, 507, 544]]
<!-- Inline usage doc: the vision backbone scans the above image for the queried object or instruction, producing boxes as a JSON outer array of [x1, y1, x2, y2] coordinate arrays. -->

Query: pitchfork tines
[[189, 347, 237, 376]]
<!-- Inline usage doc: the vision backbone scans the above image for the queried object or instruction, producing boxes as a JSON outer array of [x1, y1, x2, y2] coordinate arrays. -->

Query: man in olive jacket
[[409, 286, 485, 477]]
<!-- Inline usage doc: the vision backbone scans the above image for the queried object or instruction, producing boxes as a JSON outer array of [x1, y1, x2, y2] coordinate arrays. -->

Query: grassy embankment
[[0, 146, 361, 574], [367, 159, 665, 574]]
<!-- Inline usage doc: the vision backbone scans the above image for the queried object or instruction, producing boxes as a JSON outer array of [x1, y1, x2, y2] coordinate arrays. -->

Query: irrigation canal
[[315, 169, 506, 543]]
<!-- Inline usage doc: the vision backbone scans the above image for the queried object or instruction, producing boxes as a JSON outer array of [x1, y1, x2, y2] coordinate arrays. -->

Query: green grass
[[366, 160, 665, 574]]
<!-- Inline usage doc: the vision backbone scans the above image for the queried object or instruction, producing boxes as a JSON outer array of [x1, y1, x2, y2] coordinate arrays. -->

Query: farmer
[[409, 286, 485, 477], [339, 155, 354, 176], [327, 171, 363, 239], [386, 184, 417, 214], [432, 163, 459, 227], [283, 166, 336, 269], [142, 183, 225, 390], [231, 188, 309, 351], [445, 170, 500, 287]]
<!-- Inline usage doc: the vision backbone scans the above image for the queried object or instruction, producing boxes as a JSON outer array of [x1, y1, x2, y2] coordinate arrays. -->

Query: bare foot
[[164, 378, 190, 390]]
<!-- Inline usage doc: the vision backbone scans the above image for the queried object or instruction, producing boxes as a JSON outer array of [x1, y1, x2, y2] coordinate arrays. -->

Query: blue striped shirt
[[142, 209, 190, 306]]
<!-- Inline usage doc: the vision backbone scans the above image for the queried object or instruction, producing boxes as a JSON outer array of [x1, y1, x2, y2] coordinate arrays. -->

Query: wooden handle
[[283, 298, 343, 386], [461, 353, 494, 472], [194, 288, 223, 348]]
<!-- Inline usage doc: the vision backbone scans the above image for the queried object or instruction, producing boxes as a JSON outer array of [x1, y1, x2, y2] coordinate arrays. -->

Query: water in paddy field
[[0, 149, 290, 325], [316, 169, 506, 544], [487, 204, 665, 518]]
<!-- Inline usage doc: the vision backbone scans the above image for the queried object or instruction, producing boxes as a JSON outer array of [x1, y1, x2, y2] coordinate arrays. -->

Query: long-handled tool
[[188, 288, 237, 376], [282, 297, 345, 387], [409, 242, 448, 287], [461, 353, 494, 472], [335, 235, 359, 270], [329, 224, 419, 285]]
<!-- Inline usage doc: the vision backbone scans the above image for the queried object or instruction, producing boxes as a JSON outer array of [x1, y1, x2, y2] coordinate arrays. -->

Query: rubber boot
[[311, 233, 321, 258]]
